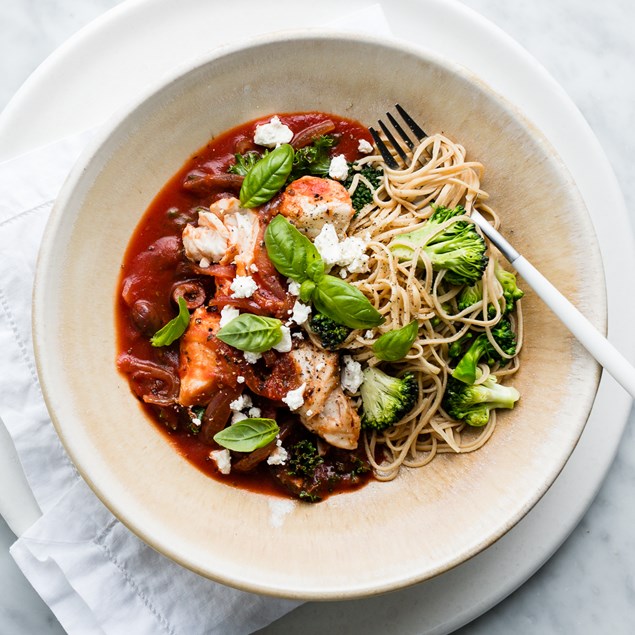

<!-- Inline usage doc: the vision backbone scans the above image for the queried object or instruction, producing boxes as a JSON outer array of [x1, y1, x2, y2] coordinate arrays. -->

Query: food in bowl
[[116, 110, 524, 502]]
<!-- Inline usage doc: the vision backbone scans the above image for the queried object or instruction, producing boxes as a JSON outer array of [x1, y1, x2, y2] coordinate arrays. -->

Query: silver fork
[[372, 105, 635, 398]]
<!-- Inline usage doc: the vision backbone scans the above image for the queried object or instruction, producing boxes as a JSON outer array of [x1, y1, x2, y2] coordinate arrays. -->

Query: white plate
[[1, 0, 632, 632]]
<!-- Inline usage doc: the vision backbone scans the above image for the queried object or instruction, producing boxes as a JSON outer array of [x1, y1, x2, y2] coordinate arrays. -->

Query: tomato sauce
[[116, 112, 374, 501]]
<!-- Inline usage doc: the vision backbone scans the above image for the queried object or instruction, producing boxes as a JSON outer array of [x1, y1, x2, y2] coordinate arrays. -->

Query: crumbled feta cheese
[[219, 305, 240, 328], [287, 279, 301, 296], [209, 449, 231, 474], [229, 394, 253, 412], [273, 325, 292, 353], [328, 154, 349, 181], [191, 417, 202, 428], [248, 407, 262, 418], [230, 275, 258, 298], [358, 138, 374, 154], [364, 330, 375, 339], [254, 116, 293, 148], [244, 351, 262, 364], [267, 443, 289, 466], [237, 375, 245, 384], [314, 223, 369, 275], [231, 411, 248, 424], [249, 263, 259, 272], [282, 383, 306, 411], [199, 257, 211, 268], [292, 331, 304, 340], [306, 409, 314, 417], [341, 355, 364, 393], [289, 300, 311, 326]]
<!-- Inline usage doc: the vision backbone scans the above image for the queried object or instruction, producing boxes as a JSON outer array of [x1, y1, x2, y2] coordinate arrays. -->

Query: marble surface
[[1, 0, 634, 633]]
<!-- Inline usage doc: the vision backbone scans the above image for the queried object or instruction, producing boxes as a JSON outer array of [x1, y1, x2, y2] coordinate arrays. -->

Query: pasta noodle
[[344, 133, 523, 480]]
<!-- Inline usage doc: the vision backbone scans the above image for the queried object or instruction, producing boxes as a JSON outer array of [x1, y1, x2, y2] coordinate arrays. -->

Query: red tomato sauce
[[116, 112, 374, 501]]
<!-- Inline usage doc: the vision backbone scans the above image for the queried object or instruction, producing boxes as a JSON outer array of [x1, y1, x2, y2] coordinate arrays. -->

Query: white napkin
[[0, 5, 393, 635]]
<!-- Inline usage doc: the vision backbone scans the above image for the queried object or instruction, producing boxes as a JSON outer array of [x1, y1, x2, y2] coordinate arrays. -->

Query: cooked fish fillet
[[288, 341, 361, 450], [278, 176, 354, 239]]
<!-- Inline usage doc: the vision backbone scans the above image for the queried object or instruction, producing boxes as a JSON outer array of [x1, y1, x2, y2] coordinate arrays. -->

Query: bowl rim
[[32, 28, 604, 599]]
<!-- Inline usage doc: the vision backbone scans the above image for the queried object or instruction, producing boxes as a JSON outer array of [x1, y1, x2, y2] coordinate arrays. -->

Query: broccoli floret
[[443, 375, 520, 427], [458, 261, 524, 317], [343, 164, 383, 214], [389, 205, 488, 286], [288, 440, 324, 479], [494, 260, 524, 313], [451, 318, 517, 385], [360, 367, 418, 431], [309, 312, 352, 350]]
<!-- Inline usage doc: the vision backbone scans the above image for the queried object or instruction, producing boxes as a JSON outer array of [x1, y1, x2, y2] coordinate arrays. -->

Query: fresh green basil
[[216, 313, 282, 353], [239, 144, 294, 208], [264, 214, 321, 282], [299, 279, 317, 303], [213, 418, 280, 452], [373, 320, 419, 361], [150, 296, 190, 347], [312, 275, 384, 329]]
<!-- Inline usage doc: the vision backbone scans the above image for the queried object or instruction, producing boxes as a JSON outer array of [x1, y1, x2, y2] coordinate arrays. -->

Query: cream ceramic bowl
[[33, 32, 605, 599]]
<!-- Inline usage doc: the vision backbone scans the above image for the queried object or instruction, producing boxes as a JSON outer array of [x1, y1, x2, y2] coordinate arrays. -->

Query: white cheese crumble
[[292, 331, 304, 340], [328, 154, 349, 180], [244, 351, 262, 364], [314, 222, 369, 275], [287, 279, 301, 296], [199, 257, 211, 268], [230, 275, 258, 298], [341, 355, 364, 393], [219, 305, 240, 328], [364, 330, 375, 339], [237, 375, 245, 384], [231, 411, 248, 424], [191, 417, 202, 428], [282, 383, 306, 411], [267, 438, 289, 466], [254, 116, 293, 148], [272, 325, 292, 353], [306, 409, 314, 417], [248, 407, 261, 418], [358, 138, 374, 154], [249, 263, 259, 273], [209, 449, 231, 474], [229, 394, 253, 412], [289, 300, 311, 326]]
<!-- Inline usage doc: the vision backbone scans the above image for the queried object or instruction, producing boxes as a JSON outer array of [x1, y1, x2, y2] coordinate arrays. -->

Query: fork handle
[[513, 255, 635, 398]]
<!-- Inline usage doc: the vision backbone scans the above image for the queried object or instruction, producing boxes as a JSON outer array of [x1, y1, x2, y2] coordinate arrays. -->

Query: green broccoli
[[457, 260, 524, 317], [343, 164, 383, 214], [443, 375, 520, 427], [309, 312, 352, 350], [389, 205, 488, 286], [451, 318, 517, 385], [360, 367, 418, 431], [494, 260, 524, 313]]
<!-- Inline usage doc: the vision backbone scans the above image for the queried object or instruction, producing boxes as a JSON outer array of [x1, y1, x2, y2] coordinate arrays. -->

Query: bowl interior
[[33, 33, 604, 599]]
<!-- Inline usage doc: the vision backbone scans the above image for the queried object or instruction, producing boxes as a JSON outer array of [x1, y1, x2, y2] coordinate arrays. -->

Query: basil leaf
[[239, 144, 294, 208], [150, 296, 190, 347], [312, 275, 384, 329], [299, 279, 316, 303], [214, 418, 280, 452], [216, 313, 282, 353], [373, 320, 419, 361], [264, 214, 321, 282]]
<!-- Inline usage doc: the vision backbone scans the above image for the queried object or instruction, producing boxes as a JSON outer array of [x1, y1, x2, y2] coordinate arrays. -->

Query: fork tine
[[369, 127, 399, 169], [395, 104, 427, 140], [379, 120, 409, 164], [386, 112, 414, 150]]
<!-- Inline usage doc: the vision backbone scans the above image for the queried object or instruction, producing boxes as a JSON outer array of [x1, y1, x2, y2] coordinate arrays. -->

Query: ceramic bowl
[[33, 32, 604, 599]]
